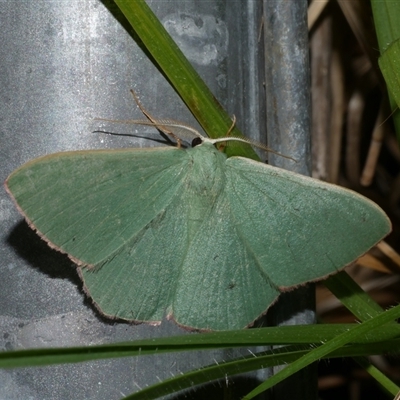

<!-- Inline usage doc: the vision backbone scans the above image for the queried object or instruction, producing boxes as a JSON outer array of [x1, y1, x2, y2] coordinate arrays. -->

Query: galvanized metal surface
[[0, 1, 269, 399], [263, 1, 317, 399]]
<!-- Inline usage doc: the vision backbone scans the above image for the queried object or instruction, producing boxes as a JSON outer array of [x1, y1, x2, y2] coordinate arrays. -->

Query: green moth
[[5, 116, 391, 331]]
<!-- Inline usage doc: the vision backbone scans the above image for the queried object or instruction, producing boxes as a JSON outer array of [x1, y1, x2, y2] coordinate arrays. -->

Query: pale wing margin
[[80, 190, 191, 324], [172, 177, 281, 331], [6, 147, 191, 266], [224, 156, 391, 289]]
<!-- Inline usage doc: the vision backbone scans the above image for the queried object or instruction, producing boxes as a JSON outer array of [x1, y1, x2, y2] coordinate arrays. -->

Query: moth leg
[[217, 115, 236, 152], [130, 89, 182, 148]]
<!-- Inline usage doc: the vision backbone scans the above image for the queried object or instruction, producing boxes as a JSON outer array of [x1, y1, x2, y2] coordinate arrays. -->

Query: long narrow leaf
[[121, 339, 400, 400], [323, 270, 386, 321], [379, 39, 400, 108], [2, 323, 399, 369], [371, 0, 400, 141], [324, 270, 399, 395], [243, 304, 400, 399], [113, 0, 258, 159], [354, 357, 400, 397]]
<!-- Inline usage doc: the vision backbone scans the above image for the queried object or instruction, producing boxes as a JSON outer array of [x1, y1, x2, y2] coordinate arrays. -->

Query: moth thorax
[[184, 146, 226, 234]]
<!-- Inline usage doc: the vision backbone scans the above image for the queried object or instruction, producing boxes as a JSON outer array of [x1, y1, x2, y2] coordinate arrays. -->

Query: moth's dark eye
[[191, 137, 202, 147]]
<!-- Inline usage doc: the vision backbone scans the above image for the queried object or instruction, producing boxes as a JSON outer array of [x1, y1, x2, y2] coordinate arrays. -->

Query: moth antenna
[[211, 136, 297, 162], [129, 89, 182, 148], [215, 115, 236, 152], [96, 91, 295, 162], [226, 115, 236, 136], [212, 115, 296, 162], [95, 91, 209, 147], [95, 118, 205, 144]]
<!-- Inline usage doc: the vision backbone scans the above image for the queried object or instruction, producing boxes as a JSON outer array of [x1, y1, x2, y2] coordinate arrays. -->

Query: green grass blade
[[370, 0, 400, 53], [371, 0, 400, 141], [323, 270, 386, 320], [1, 323, 399, 369], [122, 346, 309, 400], [379, 39, 400, 108], [242, 304, 400, 399], [1, 323, 399, 398], [121, 339, 400, 400], [354, 356, 400, 397], [113, 0, 258, 160], [324, 271, 399, 395]]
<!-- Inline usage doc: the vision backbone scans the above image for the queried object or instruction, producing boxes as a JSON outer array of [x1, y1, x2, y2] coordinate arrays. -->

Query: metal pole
[[0, 0, 269, 398], [263, 1, 317, 399]]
